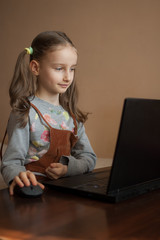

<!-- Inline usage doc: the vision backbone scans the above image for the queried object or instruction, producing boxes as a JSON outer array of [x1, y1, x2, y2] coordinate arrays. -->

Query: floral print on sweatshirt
[[28, 103, 75, 162], [43, 114, 57, 125]]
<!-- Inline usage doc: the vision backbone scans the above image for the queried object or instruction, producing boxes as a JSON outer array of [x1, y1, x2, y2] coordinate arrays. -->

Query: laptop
[[42, 98, 160, 203]]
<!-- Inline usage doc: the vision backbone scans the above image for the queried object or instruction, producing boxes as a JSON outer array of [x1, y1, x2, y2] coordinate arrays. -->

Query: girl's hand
[[9, 170, 45, 196], [45, 163, 68, 180]]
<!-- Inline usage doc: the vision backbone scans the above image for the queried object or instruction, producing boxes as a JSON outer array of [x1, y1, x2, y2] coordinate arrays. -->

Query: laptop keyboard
[[73, 178, 109, 194], [72, 170, 111, 194], [43, 168, 111, 195]]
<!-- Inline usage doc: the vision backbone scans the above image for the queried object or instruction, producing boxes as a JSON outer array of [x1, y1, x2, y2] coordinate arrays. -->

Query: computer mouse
[[14, 183, 44, 198]]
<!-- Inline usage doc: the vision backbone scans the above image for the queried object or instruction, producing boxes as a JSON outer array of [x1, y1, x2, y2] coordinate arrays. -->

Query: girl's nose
[[64, 70, 71, 81]]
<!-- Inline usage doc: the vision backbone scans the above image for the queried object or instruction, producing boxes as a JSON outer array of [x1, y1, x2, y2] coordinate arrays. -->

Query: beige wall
[[1, 0, 160, 158]]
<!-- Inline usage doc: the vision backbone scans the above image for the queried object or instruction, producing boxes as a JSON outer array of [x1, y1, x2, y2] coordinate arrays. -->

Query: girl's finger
[[9, 176, 24, 195], [19, 172, 31, 186], [50, 163, 62, 168], [14, 175, 25, 187], [37, 182, 45, 189], [18, 171, 37, 186], [9, 181, 17, 195], [26, 171, 38, 186], [45, 168, 59, 179]]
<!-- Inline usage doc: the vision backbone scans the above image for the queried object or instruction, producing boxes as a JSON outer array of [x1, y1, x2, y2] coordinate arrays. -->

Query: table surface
[[0, 174, 160, 240]]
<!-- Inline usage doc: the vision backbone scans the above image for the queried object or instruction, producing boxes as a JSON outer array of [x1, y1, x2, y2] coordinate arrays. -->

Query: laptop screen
[[108, 98, 160, 192]]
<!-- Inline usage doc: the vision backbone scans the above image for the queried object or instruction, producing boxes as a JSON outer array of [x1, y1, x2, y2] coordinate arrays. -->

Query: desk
[[0, 184, 160, 240]]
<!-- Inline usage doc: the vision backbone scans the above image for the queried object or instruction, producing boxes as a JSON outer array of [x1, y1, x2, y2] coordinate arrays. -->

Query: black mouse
[[14, 183, 44, 198]]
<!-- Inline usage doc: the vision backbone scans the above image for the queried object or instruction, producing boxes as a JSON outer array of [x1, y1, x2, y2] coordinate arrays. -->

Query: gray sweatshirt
[[1, 97, 96, 185]]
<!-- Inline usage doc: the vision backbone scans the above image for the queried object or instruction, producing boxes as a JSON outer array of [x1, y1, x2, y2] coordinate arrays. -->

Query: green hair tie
[[25, 47, 33, 55]]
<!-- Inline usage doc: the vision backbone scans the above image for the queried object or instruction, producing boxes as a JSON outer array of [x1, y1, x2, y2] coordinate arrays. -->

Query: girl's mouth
[[58, 84, 69, 88]]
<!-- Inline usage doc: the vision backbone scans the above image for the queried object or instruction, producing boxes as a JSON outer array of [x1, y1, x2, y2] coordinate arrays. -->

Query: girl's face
[[32, 45, 77, 104]]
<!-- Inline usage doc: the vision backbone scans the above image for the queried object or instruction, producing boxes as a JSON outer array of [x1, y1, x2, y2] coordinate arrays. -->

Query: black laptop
[[42, 98, 160, 202]]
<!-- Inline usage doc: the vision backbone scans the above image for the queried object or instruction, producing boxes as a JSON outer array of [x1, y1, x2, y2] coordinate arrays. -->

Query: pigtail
[[9, 50, 36, 127]]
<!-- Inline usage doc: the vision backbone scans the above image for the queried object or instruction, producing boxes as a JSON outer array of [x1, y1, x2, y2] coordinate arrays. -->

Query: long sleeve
[[60, 122, 97, 176], [1, 112, 30, 185]]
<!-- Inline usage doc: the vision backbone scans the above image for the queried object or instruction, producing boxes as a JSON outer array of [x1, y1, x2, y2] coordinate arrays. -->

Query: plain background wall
[[0, 0, 160, 159]]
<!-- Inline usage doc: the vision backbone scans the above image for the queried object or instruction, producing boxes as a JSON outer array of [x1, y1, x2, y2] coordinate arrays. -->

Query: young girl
[[1, 31, 96, 195]]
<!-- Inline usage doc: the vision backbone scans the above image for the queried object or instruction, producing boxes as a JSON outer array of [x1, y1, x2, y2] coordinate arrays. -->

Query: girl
[[1, 31, 96, 195]]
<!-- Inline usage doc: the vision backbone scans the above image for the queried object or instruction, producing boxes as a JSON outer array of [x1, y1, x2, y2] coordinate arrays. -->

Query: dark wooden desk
[[0, 185, 160, 240]]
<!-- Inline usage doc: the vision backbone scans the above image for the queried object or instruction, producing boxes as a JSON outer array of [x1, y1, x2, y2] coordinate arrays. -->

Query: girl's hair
[[9, 31, 88, 127]]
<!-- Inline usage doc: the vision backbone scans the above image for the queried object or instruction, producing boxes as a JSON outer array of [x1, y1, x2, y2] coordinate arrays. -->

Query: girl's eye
[[56, 67, 63, 71], [55, 67, 76, 72]]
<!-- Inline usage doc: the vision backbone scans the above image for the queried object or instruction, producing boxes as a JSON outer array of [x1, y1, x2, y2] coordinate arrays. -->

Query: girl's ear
[[30, 60, 40, 76]]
